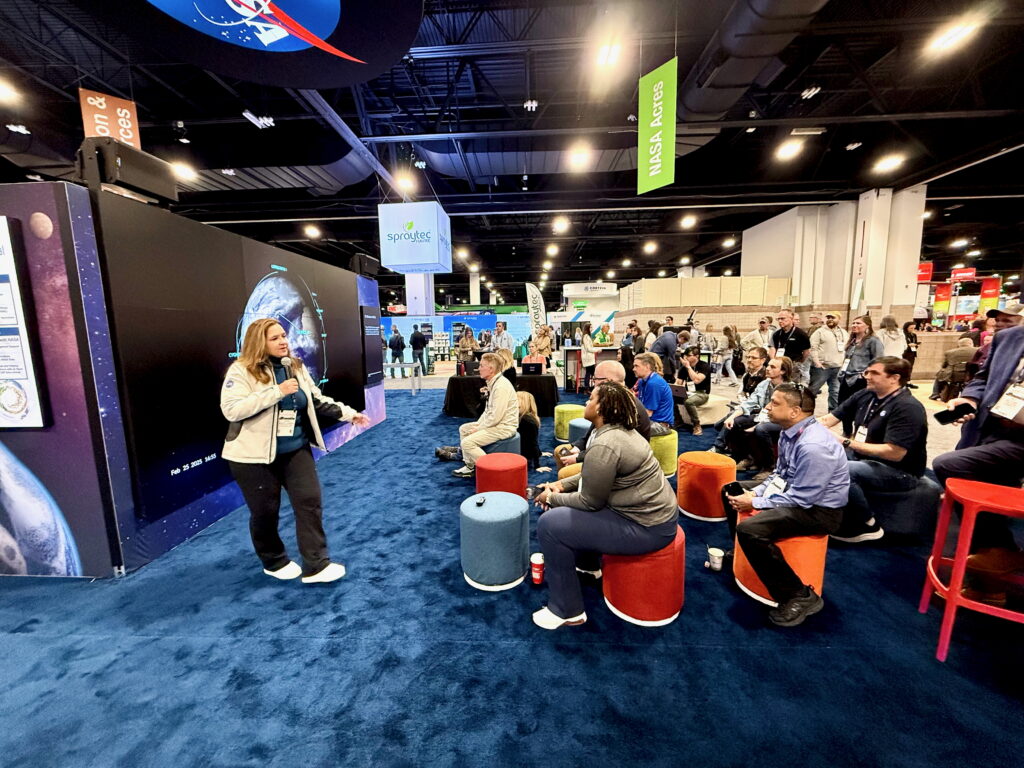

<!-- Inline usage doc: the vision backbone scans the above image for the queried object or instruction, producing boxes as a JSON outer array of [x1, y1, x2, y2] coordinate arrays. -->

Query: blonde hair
[[517, 391, 540, 425], [237, 318, 303, 383], [480, 352, 503, 371], [496, 348, 515, 371], [635, 352, 662, 374]]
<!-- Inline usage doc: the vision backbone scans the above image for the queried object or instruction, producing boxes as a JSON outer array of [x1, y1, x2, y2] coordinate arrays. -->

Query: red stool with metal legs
[[918, 478, 1024, 661]]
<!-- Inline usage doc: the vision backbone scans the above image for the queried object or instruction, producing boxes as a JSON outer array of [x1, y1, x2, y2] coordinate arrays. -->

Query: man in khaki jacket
[[452, 352, 520, 478]]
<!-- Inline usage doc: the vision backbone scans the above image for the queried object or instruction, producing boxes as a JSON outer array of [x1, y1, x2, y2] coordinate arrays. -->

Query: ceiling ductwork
[[680, 0, 831, 121]]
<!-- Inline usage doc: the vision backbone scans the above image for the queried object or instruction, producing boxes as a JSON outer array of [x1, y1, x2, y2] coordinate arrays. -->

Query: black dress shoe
[[768, 587, 824, 627]]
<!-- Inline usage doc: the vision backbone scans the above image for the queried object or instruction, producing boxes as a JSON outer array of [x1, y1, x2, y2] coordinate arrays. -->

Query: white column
[[851, 188, 893, 312], [404, 273, 434, 316], [469, 273, 481, 305], [882, 185, 927, 314], [489, 289, 497, 305]]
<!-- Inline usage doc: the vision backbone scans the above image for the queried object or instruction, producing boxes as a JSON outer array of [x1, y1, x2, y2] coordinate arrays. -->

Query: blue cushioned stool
[[568, 417, 591, 444], [865, 475, 943, 539], [483, 433, 521, 455], [459, 491, 530, 591]]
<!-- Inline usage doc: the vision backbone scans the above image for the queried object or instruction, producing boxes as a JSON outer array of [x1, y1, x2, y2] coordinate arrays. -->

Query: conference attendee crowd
[[428, 305, 1024, 629]]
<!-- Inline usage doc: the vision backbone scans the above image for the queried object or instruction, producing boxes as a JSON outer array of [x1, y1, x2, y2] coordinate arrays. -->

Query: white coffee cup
[[706, 547, 725, 572]]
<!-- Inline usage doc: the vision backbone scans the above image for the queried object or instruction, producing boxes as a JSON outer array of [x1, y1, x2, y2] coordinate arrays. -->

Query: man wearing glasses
[[724, 383, 849, 627], [809, 312, 848, 411], [769, 308, 811, 384]]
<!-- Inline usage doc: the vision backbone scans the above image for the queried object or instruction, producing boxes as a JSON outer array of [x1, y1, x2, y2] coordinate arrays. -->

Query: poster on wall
[[0, 218, 48, 429]]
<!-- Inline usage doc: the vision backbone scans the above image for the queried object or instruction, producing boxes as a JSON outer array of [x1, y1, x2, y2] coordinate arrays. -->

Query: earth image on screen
[[237, 272, 327, 382]]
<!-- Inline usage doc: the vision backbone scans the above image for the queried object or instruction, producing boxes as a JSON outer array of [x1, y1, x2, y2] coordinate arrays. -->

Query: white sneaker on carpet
[[264, 561, 302, 580], [532, 606, 587, 630], [301, 562, 347, 584], [575, 567, 602, 579], [452, 465, 475, 478]]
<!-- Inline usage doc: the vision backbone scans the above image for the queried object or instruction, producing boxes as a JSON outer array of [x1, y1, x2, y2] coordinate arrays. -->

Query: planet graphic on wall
[[0, 440, 82, 576], [237, 271, 327, 382]]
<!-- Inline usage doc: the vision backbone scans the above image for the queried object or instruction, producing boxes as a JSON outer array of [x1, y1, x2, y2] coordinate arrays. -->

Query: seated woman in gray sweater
[[532, 382, 679, 630]]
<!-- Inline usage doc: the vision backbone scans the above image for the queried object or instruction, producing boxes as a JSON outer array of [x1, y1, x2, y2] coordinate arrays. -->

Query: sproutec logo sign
[[386, 221, 432, 243], [147, 0, 364, 62]]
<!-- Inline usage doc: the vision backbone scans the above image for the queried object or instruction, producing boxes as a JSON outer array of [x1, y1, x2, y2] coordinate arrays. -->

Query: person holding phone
[[817, 356, 927, 543], [931, 315, 1024, 604], [221, 318, 370, 583]]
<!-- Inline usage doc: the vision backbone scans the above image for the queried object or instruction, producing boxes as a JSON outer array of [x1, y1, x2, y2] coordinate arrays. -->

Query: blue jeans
[[809, 366, 841, 412], [412, 349, 426, 374], [844, 459, 917, 527], [390, 351, 404, 377]]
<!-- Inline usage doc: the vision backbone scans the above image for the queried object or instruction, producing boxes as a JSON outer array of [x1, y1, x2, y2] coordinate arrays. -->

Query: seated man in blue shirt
[[633, 352, 675, 436], [723, 383, 850, 627]]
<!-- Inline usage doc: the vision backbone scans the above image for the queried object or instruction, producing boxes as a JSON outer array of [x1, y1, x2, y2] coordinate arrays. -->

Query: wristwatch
[[842, 438, 851, 448]]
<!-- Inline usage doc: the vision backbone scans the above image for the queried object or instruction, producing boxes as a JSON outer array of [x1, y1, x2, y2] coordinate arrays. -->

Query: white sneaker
[[301, 562, 347, 584], [263, 561, 302, 580], [532, 606, 587, 630], [575, 567, 603, 579]]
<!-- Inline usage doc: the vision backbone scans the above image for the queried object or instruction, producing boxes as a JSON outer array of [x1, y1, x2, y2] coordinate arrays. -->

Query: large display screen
[[96, 193, 366, 524]]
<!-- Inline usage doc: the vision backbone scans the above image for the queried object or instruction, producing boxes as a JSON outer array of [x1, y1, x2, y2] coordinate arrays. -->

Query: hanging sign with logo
[[978, 277, 1001, 315], [78, 89, 141, 149], [524, 283, 547, 338], [917, 261, 933, 283], [951, 267, 977, 282], [377, 202, 452, 275], [637, 57, 677, 195], [77, 1, 422, 88], [933, 283, 952, 316]]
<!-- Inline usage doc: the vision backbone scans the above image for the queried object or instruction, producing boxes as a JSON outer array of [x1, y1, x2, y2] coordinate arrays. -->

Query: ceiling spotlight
[[552, 215, 570, 234], [950, 238, 969, 248], [723, 269, 734, 276], [395, 172, 417, 193], [622, 258, 632, 267], [5, 124, 30, 135], [481, 275, 488, 282], [0, 79, 21, 106], [925, 12, 986, 57], [800, 86, 821, 100], [469, 264, 480, 273], [25, 174, 43, 181], [485, 281, 493, 288], [170, 162, 198, 182], [596, 278, 604, 283], [679, 256, 692, 265], [775, 138, 805, 161], [546, 244, 559, 257], [952, 263, 965, 269], [680, 214, 697, 229], [566, 142, 593, 172], [872, 153, 906, 173], [242, 110, 275, 129], [745, 127, 757, 133], [595, 42, 622, 68], [657, 270, 667, 277], [627, 114, 637, 122], [439, 288, 445, 294], [542, 260, 553, 270], [606, 270, 616, 279], [303, 224, 322, 239], [642, 241, 657, 255], [722, 237, 737, 248], [1009, 274, 1020, 280], [413, 160, 427, 170], [966, 249, 981, 257], [523, 99, 538, 112], [456, 247, 469, 259], [922, 210, 933, 220], [845, 142, 863, 151], [220, 168, 237, 176]]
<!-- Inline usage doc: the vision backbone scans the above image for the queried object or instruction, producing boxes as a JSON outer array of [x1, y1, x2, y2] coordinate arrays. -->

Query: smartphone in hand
[[933, 402, 976, 425], [724, 481, 744, 497]]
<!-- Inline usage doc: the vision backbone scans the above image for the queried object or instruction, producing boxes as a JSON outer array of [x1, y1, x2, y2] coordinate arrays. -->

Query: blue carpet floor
[[1, 389, 1022, 767]]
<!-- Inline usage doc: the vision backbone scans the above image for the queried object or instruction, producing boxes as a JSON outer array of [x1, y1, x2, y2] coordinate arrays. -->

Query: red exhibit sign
[[979, 278, 1001, 315], [951, 267, 977, 281], [917, 262, 934, 282], [933, 283, 952, 316]]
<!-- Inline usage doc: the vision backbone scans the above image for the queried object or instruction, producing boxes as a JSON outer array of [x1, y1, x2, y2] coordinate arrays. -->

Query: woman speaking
[[221, 318, 369, 583]]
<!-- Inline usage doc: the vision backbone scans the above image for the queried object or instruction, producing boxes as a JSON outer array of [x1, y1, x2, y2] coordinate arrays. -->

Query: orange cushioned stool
[[733, 509, 828, 607], [602, 525, 686, 626], [475, 453, 528, 499], [677, 451, 736, 522]]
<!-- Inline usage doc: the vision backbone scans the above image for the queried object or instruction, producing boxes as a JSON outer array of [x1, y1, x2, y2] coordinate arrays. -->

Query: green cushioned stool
[[650, 431, 679, 476], [554, 404, 585, 441]]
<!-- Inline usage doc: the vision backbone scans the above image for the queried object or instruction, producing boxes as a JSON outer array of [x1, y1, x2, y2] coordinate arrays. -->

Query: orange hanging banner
[[78, 88, 141, 150]]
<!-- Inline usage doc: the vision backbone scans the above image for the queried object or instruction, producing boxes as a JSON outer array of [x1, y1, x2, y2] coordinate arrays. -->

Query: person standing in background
[[409, 324, 427, 374], [809, 312, 848, 411], [493, 321, 515, 353], [837, 316, 884, 435], [534, 325, 553, 367], [878, 315, 906, 359], [902, 321, 920, 388], [742, 317, 773, 351], [387, 328, 406, 377], [719, 325, 742, 387], [769, 309, 811, 385], [580, 322, 597, 393]]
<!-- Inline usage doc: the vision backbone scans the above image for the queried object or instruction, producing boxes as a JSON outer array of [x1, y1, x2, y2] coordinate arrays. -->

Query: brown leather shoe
[[966, 548, 1024, 575], [961, 585, 1008, 607]]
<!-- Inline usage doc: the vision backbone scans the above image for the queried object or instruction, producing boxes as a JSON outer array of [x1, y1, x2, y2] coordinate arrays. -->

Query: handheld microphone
[[280, 356, 294, 379]]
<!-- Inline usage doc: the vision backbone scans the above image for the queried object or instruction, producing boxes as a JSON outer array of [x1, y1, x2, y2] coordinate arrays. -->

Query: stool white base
[[604, 596, 680, 627], [464, 571, 526, 592], [735, 576, 778, 607], [679, 506, 727, 522]]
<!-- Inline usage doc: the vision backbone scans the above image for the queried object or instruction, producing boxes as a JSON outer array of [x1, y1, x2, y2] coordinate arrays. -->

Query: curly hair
[[594, 382, 639, 429]]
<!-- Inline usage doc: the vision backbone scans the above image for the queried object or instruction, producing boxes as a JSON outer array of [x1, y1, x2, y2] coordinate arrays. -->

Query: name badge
[[991, 384, 1024, 425], [277, 409, 297, 436], [854, 426, 868, 442], [686, 381, 696, 394], [775, 348, 785, 358], [763, 475, 787, 499], [840, 358, 851, 372]]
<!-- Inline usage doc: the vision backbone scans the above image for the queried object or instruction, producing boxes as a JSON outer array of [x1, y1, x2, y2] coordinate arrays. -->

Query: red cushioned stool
[[475, 453, 528, 499], [602, 525, 686, 626], [918, 478, 1024, 662], [733, 509, 828, 607]]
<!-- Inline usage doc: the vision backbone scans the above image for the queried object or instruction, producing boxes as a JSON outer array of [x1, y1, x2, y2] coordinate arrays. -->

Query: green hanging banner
[[637, 57, 677, 194]]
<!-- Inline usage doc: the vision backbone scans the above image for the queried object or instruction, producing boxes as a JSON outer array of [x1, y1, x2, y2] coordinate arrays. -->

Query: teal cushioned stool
[[459, 491, 530, 591], [650, 431, 679, 476], [554, 404, 585, 441], [568, 417, 592, 444], [483, 433, 521, 455]]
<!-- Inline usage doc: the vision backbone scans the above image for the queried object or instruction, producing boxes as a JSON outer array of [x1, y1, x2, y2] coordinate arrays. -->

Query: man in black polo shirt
[[675, 346, 712, 435], [818, 356, 927, 542], [770, 308, 811, 384]]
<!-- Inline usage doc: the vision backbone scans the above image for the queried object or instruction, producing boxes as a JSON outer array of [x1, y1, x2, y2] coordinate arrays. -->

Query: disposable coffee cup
[[530, 553, 545, 585], [706, 547, 725, 572]]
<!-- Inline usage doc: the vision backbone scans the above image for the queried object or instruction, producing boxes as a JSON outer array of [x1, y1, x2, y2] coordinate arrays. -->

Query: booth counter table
[[443, 374, 560, 418]]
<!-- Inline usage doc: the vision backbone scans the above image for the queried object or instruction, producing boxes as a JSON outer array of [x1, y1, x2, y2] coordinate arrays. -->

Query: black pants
[[736, 502, 843, 603], [229, 447, 330, 576], [932, 432, 1024, 551], [582, 364, 595, 390], [837, 377, 867, 436]]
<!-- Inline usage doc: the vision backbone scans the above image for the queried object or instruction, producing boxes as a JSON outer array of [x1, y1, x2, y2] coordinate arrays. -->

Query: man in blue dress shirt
[[724, 383, 850, 627]]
